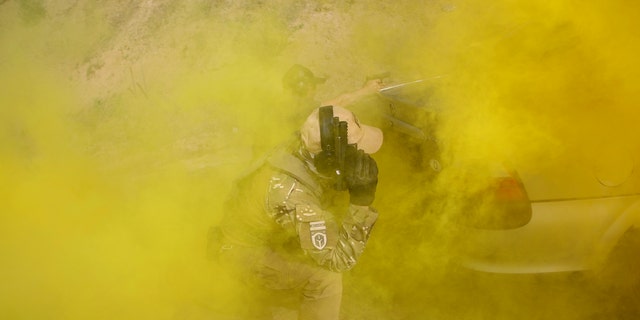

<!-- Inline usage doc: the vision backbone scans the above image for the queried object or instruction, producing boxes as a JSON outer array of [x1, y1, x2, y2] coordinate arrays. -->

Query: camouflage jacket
[[220, 145, 379, 272]]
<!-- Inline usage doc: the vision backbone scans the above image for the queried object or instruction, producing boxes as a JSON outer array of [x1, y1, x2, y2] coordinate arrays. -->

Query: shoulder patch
[[309, 221, 328, 250], [296, 204, 337, 251]]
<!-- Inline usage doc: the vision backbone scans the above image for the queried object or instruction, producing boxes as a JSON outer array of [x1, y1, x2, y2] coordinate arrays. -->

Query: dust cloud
[[1, 0, 639, 319]]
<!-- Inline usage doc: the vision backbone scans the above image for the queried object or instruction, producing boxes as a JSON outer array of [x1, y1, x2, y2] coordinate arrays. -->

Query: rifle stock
[[317, 105, 350, 190], [334, 119, 348, 190]]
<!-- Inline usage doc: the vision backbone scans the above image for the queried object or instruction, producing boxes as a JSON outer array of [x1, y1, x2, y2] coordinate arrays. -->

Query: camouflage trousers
[[214, 243, 343, 320]]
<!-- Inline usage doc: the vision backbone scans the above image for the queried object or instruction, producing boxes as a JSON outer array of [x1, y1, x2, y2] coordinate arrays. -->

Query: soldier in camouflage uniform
[[214, 106, 383, 320]]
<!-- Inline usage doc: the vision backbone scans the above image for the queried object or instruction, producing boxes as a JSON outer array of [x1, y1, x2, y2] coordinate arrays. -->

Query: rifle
[[317, 106, 352, 191]]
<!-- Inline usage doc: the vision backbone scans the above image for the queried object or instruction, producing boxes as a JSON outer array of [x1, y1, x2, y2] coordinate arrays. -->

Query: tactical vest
[[219, 142, 323, 248]]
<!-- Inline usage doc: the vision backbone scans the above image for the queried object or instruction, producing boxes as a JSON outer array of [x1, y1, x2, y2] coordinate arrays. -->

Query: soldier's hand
[[345, 149, 378, 206], [362, 78, 385, 94]]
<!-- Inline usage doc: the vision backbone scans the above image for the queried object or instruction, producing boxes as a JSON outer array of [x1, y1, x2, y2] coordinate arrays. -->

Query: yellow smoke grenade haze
[[1, 0, 639, 319]]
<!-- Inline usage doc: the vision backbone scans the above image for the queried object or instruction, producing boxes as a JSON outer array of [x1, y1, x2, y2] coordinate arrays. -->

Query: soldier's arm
[[320, 79, 384, 108], [266, 172, 378, 272]]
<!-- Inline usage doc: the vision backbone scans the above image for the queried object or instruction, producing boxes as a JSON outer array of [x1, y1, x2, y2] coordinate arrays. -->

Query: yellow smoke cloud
[[1, 0, 639, 319]]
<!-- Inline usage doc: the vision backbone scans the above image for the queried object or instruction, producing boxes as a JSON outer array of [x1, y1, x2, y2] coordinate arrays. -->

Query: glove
[[345, 149, 378, 206]]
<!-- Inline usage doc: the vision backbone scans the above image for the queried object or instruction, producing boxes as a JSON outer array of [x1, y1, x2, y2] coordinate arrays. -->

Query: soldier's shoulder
[[267, 171, 300, 195], [267, 170, 317, 204]]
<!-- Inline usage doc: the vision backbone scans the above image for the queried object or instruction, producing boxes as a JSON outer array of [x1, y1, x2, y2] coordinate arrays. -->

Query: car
[[359, 77, 640, 279]]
